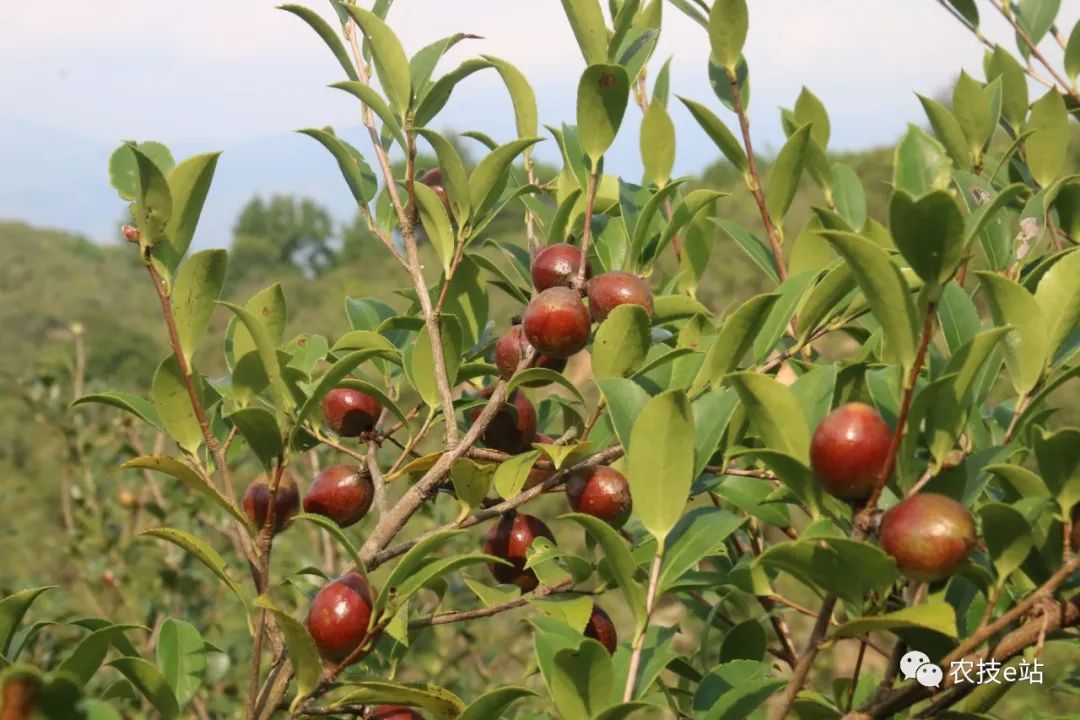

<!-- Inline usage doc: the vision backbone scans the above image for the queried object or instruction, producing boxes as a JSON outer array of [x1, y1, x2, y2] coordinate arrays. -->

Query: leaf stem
[[623, 549, 664, 702]]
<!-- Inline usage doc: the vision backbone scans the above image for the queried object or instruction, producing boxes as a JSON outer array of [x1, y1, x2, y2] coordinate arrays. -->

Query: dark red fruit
[[566, 466, 632, 528], [306, 573, 375, 663], [810, 402, 892, 501], [322, 387, 382, 437], [584, 605, 618, 653], [370, 707, 423, 720], [470, 389, 537, 454], [419, 167, 450, 215], [532, 243, 589, 291], [879, 493, 977, 582], [522, 287, 591, 358], [303, 465, 374, 528], [483, 512, 555, 592], [587, 271, 654, 322], [243, 471, 299, 534], [493, 325, 568, 384]]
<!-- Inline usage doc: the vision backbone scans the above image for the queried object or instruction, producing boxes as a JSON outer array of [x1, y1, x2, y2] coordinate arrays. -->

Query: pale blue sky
[[2, 1, 1077, 245]]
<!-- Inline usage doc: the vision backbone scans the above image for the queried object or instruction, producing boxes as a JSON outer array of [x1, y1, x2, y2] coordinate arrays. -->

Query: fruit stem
[[623, 548, 664, 702]]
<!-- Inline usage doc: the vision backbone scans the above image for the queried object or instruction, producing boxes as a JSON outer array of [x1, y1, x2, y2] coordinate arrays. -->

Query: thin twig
[[623, 551, 664, 701], [408, 579, 573, 629]]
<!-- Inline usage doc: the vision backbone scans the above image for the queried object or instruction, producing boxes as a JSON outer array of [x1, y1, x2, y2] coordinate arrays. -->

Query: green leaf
[[917, 95, 970, 169], [229, 284, 287, 366], [330, 81, 407, 150], [831, 163, 867, 231], [405, 315, 462, 409], [107, 658, 180, 720], [659, 508, 744, 593], [342, 6, 411, 116], [592, 305, 651, 379], [1016, 0, 1061, 48], [714, 219, 780, 283], [577, 64, 630, 165], [978, 503, 1033, 583], [493, 450, 543, 500], [227, 407, 282, 470], [450, 460, 493, 515], [550, 641, 612, 719], [333, 682, 464, 720], [162, 153, 220, 269], [1026, 90, 1070, 187], [751, 270, 816, 364], [562, 514, 646, 630], [795, 262, 853, 342], [708, 0, 748, 69], [170, 250, 226, 364], [975, 272, 1048, 394], [108, 141, 174, 201], [889, 189, 965, 290], [380, 530, 466, 610], [298, 128, 378, 205], [278, 4, 359, 82], [952, 71, 997, 159], [596, 377, 651, 452], [57, 624, 145, 687], [766, 124, 812, 220], [293, 513, 363, 569], [985, 45, 1028, 128], [893, 124, 950, 198], [693, 660, 785, 720], [138, 528, 249, 615], [152, 355, 203, 454], [640, 100, 675, 186], [831, 602, 958, 639], [0, 587, 55, 657], [561, 0, 610, 65], [821, 231, 919, 371], [253, 598, 322, 711], [410, 33, 476, 95], [468, 137, 543, 218], [121, 456, 250, 529], [71, 392, 162, 431], [155, 619, 204, 710], [728, 373, 810, 463], [414, 128, 471, 220], [628, 390, 696, 543], [482, 56, 539, 142], [679, 96, 747, 171], [1034, 247, 1080, 358], [458, 687, 537, 720], [691, 293, 779, 394], [130, 145, 173, 247], [795, 87, 830, 148], [1034, 427, 1080, 509], [1066, 20, 1080, 81], [413, 181, 455, 271], [692, 389, 738, 477], [220, 302, 294, 412]]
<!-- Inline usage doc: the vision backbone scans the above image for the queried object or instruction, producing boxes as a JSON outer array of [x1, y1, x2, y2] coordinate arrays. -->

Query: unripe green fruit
[[810, 402, 892, 501], [483, 512, 555, 592], [587, 271, 654, 322], [879, 493, 976, 582], [522, 287, 591, 358], [303, 464, 374, 528], [243, 471, 299, 534], [306, 573, 375, 664]]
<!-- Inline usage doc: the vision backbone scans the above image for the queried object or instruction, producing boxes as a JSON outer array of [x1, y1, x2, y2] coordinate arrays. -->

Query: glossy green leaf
[[751, 270, 816, 364], [1016, 0, 1061, 48], [978, 503, 1033, 583], [151, 355, 202, 454], [975, 272, 1048, 394], [381, 530, 465, 608], [831, 601, 957, 639], [330, 81, 407, 150], [550, 641, 612, 719], [1026, 89, 1070, 187], [298, 128, 378, 205], [170, 250, 226, 364], [57, 624, 145, 687], [628, 390, 695, 542], [293, 513, 363, 569], [679, 96, 747, 171], [729, 372, 810, 463], [228, 283, 287, 366], [1066, 19, 1080, 81], [493, 450, 543, 500], [1034, 427, 1080, 509], [659, 508, 744, 593], [592, 305, 651, 379], [507, 369, 587, 409], [561, 0, 610, 65], [220, 301, 294, 412], [413, 181, 455, 272], [253, 598, 321, 710], [107, 657, 180, 720], [405, 315, 462, 409], [708, 0, 748, 69], [108, 141, 174, 201], [952, 71, 996, 159], [483, 55, 539, 142], [414, 128, 470, 220], [333, 682, 464, 720], [121, 456, 250, 529], [130, 145, 173, 247], [468, 137, 543, 217], [138, 528, 249, 614], [693, 660, 785, 720], [889, 189, 965, 289], [279, 4, 358, 82], [692, 389, 738, 477], [1034, 247, 1080, 357], [714, 219, 780, 283], [893, 124, 950, 198], [596, 377, 651, 452], [917, 95, 970, 169], [794, 87, 830, 147], [640, 99, 675, 186], [458, 687, 537, 720], [562, 514, 646, 629], [71, 392, 162, 431], [342, 6, 411, 116], [227, 407, 282, 470], [155, 619, 204, 710], [162, 152, 220, 268], [795, 262, 853, 342], [766, 124, 812, 220], [822, 231, 919, 370], [985, 45, 1028, 128], [577, 64, 630, 165], [410, 33, 476, 94], [691, 293, 779, 394], [0, 587, 55, 657]]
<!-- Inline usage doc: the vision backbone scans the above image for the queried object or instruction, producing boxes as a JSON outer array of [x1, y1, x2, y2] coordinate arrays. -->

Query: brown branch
[[409, 579, 573, 629], [624, 551, 664, 701], [574, 171, 601, 289], [989, 0, 1080, 105]]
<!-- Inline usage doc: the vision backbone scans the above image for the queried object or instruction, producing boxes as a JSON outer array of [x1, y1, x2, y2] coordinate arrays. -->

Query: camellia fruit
[[370, 707, 423, 720], [522, 287, 591, 358], [532, 242, 589, 291], [587, 271, 654, 322], [322, 387, 382, 437], [566, 466, 632, 528], [810, 402, 892, 501], [470, 389, 537, 454], [303, 465, 374, 528], [879, 493, 977, 582], [418, 167, 450, 215], [243, 471, 299, 534], [493, 324, 567, 383], [585, 604, 618, 653], [483, 512, 555, 592], [306, 573, 375, 664]]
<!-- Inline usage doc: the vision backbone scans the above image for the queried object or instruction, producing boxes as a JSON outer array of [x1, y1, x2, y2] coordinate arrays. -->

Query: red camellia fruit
[[419, 167, 450, 215], [243, 471, 299, 534], [810, 402, 892, 501], [322, 387, 382, 437], [585, 604, 618, 653], [303, 465, 375, 528], [587, 271, 654, 322], [470, 389, 537, 454], [370, 706, 423, 720], [493, 324, 567, 383], [522, 287, 591, 358], [532, 242, 589, 291], [879, 493, 977, 582], [566, 466, 632, 528], [483, 512, 555, 592], [306, 573, 375, 663]]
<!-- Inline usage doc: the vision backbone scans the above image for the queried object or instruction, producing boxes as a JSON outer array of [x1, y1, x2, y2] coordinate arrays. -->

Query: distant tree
[[232, 194, 335, 277]]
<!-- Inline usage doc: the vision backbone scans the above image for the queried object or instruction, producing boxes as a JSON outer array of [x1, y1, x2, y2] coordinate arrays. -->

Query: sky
[[1, 0, 1077, 246]]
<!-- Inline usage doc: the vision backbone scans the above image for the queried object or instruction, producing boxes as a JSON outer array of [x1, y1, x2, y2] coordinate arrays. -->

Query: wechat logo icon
[[900, 650, 942, 688]]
